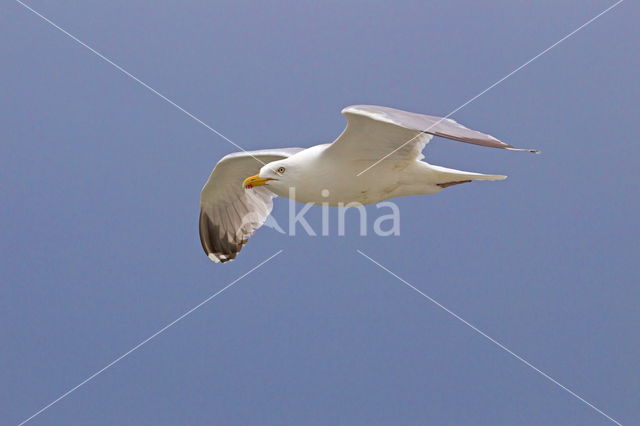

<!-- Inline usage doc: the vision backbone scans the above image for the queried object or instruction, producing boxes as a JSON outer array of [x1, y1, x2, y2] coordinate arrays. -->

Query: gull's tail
[[427, 164, 507, 187]]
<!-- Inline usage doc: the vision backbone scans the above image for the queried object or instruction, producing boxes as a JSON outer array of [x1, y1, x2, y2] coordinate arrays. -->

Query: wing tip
[[506, 147, 541, 154], [207, 252, 235, 264]]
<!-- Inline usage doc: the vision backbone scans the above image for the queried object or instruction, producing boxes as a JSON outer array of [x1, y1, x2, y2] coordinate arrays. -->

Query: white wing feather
[[199, 148, 303, 263]]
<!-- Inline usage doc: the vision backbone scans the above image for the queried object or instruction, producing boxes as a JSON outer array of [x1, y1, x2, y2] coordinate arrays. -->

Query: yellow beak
[[242, 175, 274, 189]]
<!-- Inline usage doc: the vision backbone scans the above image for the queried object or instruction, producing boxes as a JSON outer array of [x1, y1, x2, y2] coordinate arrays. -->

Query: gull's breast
[[291, 160, 399, 205]]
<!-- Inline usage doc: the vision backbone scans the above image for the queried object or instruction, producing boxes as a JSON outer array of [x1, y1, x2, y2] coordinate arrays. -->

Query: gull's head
[[242, 159, 294, 192]]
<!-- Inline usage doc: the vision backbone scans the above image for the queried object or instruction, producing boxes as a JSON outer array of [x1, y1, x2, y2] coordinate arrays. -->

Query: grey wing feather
[[329, 105, 538, 159], [199, 148, 303, 263]]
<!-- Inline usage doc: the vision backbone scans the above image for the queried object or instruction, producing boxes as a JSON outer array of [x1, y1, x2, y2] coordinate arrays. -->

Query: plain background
[[2, 1, 638, 425]]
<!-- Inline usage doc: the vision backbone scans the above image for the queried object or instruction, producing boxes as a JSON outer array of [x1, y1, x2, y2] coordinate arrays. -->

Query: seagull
[[200, 105, 538, 263]]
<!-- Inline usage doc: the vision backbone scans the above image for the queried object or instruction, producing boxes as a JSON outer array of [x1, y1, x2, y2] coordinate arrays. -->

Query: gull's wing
[[325, 105, 538, 161], [200, 148, 303, 263]]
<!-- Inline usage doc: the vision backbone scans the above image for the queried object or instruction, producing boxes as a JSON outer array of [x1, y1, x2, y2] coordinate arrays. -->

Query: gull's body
[[200, 105, 537, 262], [263, 144, 503, 205]]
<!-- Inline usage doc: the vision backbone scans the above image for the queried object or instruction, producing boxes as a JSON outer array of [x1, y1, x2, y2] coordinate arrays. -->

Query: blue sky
[[2, 1, 638, 425]]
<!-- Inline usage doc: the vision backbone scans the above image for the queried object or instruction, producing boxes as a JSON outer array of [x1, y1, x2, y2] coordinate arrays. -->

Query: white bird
[[200, 105, 538, 263]]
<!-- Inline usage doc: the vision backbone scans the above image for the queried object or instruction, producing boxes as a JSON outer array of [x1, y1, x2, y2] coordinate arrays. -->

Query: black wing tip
[[506, 147, 541, 154], [199, 209, 244, 264], [206, 252, 237, 263]]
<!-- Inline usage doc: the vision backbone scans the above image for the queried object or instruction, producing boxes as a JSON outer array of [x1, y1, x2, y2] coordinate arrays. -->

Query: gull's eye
[[276, 166, 286, 175]]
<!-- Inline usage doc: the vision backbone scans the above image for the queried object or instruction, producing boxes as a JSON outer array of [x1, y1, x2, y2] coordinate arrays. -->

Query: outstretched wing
[[199, 148, 303, 263], [325, 105, 538, 161]]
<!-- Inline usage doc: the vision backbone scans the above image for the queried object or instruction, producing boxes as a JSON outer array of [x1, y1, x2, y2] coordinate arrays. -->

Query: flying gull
[[199, 105, 538, 263]]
